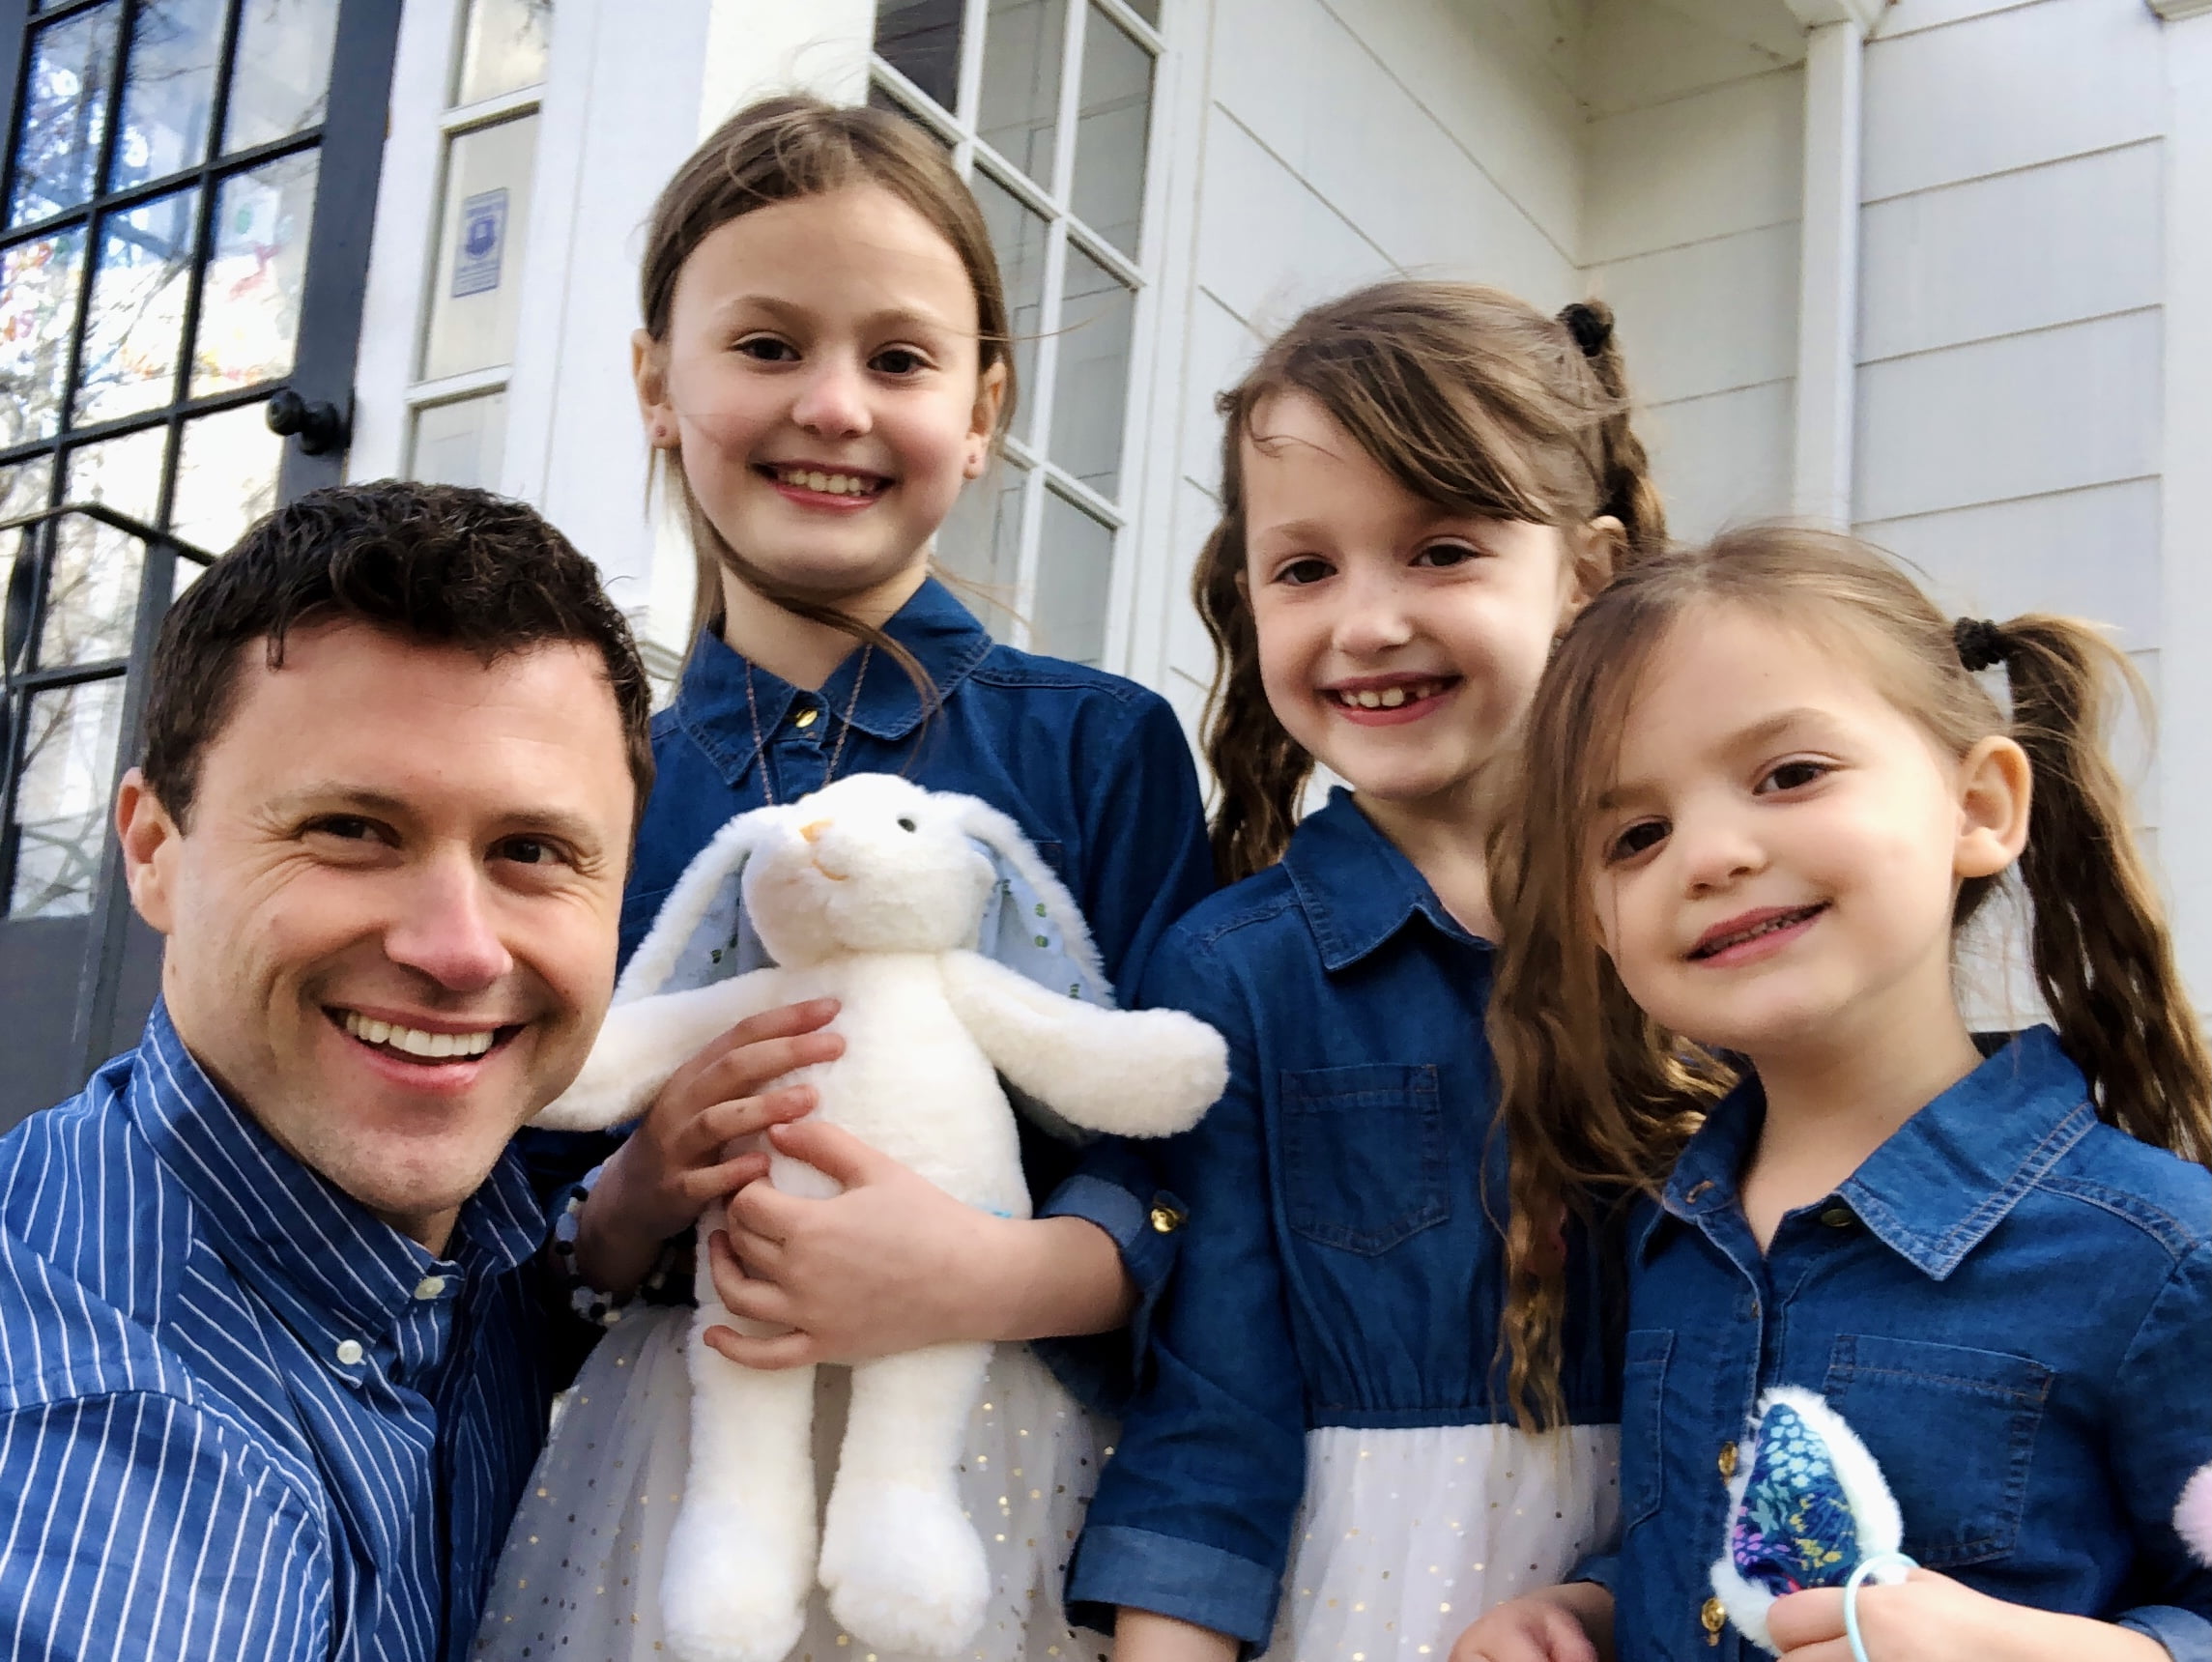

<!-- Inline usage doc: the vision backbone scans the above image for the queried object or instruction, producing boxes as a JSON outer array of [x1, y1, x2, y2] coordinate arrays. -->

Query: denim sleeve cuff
[[1065, 1522, 1281, 1648], [1566, 1550, 1619, 1597], [2115, 1605, 2211, 1662], [1040, 1172, 1183, 1363]]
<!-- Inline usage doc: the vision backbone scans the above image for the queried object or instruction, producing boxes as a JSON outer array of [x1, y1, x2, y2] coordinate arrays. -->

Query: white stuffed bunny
[[533, 772, 1227, 1662]]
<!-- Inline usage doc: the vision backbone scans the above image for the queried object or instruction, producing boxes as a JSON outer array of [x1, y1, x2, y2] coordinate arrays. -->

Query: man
[[0, 482, 652, 1658]]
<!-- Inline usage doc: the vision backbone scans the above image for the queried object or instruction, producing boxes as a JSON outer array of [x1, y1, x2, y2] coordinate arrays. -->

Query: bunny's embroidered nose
[[800, 819, 831, 844]]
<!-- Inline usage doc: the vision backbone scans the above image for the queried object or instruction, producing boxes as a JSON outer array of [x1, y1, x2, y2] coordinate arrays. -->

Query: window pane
[[0, 456, 56, 525], [1049, 245, 1133, 497], [971, 168, 1047, 444], [36, 511, 143, 669], [1124, 0, 1160, 23], [410, 392, 508, 490], [224, 0, 341, 153], [934, 460, 1026, 642], [1071, 8, 1151, 257], [1035, 487, 1111, 665], [455, 0, 553, 104], [978, 0, 1063, 188], [108, 0, 224, 193], [419, 114, 538, 380], [62, 424, 167, 525], [7, 676, 127, 919], [8, 4, 123, 229], [73, 186, 199, 426], [867, 81, 953, 150], [170, 399, 280, 554], [190, 150, 319, 396], [876, 0, 962, 112], [0, 227, 89, 445]]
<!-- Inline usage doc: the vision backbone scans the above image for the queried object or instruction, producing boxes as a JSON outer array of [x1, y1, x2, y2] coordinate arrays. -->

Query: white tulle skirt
[[474, 1305, 1112, 1662], [1264, 1422, 1621, 1662]]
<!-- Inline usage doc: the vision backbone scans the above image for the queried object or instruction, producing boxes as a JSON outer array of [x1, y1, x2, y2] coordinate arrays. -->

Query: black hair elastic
[[1953, 616, 2010, 673], [1558, 301, 1612, 359]]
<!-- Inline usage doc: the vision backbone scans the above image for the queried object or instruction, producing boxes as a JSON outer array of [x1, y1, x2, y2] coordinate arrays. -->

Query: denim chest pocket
[[1278, 1064, 1449, 1254], [1619, 1329, 1672, 1531], [1822, 1334, 2054, 1568]]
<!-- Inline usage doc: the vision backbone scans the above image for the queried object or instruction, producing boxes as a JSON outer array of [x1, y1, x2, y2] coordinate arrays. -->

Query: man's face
[[120, 621, 634, 1250]]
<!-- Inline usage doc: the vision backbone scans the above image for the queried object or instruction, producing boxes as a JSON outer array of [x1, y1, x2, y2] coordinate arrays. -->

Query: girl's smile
[[1321, 672, 1462, 726]]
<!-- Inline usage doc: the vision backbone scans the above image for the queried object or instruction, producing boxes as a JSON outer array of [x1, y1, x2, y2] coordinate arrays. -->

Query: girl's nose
[[790, 354, 873, 439], [1679, 811, 1766, 895], [1332, 569, 1417, 656]]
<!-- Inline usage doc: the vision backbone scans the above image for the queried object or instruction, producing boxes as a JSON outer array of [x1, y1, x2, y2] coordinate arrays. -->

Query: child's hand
[[1450, 1586, 1612, 1662], [700, 1118, 1134, 1367], [575, 999, 844, 1295], [1767, 1568, 2166, 1662]]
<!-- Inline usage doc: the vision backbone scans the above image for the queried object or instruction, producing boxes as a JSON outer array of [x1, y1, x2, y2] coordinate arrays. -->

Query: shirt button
[[1148, 1197, 1188, 1233], [1820, 1205, 1854, 1228], [1717, 1440, 1738, 1480], [414, 1275, 447, 1300], [334, 1338, 365, 1366], [793, 706, 819, 730], [1686, 1180, 1715, 1203], [1701, 1595, 1727, 1646]]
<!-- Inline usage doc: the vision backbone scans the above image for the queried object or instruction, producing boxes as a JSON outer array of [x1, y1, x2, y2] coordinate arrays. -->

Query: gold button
[[793, 707, 819, 730], [1717, 1441, 1738, 1480], [1701, 1595, 1727, 1645], [1820, 1205, 1854, 1228], [1148, 1199, 1188, 1233]]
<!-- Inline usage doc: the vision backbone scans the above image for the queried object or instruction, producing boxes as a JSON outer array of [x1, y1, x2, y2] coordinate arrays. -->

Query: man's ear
[[116, 768, 181, 934], [964, 358, 1010, 479], [632, 330, 676, 448], [1955, 735, 2031, 880]]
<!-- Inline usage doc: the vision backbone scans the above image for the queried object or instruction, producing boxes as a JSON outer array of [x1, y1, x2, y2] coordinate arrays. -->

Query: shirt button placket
[[1717, 1440, 1738, 1481], [1701, 1594, 1727, 1648]]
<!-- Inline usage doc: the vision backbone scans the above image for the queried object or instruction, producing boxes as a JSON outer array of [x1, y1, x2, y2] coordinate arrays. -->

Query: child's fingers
[[764, 1118, 901, 1186], [677, 1150, 771, 1208], [676, 1085, 816, 1164], [701, 1322, 818, 1371], [681, 1031, 843, 1115], [1767, 1590, 1847, 1650], [725, 1174, 812, 1240], [1773, 1643, 1853, 1662]]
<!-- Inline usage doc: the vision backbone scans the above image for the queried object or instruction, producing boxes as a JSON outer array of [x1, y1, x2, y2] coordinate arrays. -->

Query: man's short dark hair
[[141, 480, 655, 827]]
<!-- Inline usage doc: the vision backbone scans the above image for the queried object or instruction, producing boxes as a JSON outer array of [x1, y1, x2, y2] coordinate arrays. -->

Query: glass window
[[8, 4, 123, 229], [971, 168, 1048, 441], [1049, 244, 1134, 497], [410, 391, 508, 490], [37, 512, 143, 669], [108, 0, 224, 193], [1035, 487, 1112, 665], [978, 0, 1063, 186], [72, 186, 199, 426], [62, 425, 167, 523], [419, 113, 539, 380], [170, 398, 281, 553], [454, 0, 553, 104], [875, 0, 962, 110], [191, 149, 320, 395], [0, 227, 89, 445], [8, 676, 127, 918], [935, 461, 1028, 640], [224, 0, 342, 153], [0, 456, 56, 525], [1071, 8, 1152, 257]]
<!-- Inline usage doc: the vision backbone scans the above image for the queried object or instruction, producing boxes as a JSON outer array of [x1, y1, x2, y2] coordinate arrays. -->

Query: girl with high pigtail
[[1464, 529, 2211, 1662], [1066, 280, 1667, 1662]]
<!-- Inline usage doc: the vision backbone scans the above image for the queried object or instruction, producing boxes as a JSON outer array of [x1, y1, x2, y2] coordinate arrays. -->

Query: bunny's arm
[[938, 952, 1227, 1139], [531, 968, 790, 1132]]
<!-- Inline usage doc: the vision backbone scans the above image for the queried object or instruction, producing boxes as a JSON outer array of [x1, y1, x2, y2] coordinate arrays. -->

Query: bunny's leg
[[660, 1223, 819, 1662], [819, 1341, 995, 1656]]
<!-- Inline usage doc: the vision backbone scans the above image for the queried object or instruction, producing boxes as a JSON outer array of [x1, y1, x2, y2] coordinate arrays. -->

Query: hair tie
[[1952, 616, 2010, 673], [1558, 301, 1612, 359]]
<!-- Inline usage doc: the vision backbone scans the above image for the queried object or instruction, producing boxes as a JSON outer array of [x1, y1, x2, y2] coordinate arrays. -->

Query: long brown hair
[[1486, 526, 2212, 1428], [1194, 283, 1667, 882], [639, 94, 1018, 705]]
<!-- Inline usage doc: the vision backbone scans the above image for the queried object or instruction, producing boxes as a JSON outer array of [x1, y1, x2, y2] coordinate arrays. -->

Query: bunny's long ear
[[614, 803, 785, 1004], [955, 795, 1112, 1009]]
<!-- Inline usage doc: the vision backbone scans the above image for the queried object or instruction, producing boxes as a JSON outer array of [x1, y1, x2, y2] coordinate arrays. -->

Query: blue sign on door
[[453, 187, 508, 298]]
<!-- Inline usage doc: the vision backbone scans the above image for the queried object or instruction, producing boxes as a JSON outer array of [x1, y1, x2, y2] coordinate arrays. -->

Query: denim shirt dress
[[1069, 791, 1623, 1652], [1594, 1027, 2212, 1661]]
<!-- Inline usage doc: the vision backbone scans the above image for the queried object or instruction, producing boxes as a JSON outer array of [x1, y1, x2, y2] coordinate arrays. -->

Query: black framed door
[[0, 0, 401, 1128]]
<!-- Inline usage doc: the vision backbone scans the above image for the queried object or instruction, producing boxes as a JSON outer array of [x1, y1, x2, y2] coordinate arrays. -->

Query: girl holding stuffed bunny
[[1460, 529, 2212, 1662], [476, 96, 1211, 1662], [1068, 281, 1666, 1662]]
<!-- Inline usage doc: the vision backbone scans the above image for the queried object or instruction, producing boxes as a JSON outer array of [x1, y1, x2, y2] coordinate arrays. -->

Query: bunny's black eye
[[897, 817, 917, 832]]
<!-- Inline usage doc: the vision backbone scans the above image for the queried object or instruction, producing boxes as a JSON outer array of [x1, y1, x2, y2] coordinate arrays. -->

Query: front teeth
[[342, 1010, 497, 1060], [777, 467, 876, 497], [1338, 680, 1444, 710]]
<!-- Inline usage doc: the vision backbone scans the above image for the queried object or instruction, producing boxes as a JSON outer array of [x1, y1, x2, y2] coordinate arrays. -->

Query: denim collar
[[124, 1000, 546, 1381], [1658, 1024, 2096, 1280], [673, 576, 997, 788], [1283, 788, 1488, 972]]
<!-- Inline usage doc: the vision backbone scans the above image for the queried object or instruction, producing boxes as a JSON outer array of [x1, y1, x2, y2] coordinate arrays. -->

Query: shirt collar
[[125, 1001, 547, 1378], [1656, 1025, 2096, 1279], [673, 576, 996, 788], [1282, 788, 1486, 971]]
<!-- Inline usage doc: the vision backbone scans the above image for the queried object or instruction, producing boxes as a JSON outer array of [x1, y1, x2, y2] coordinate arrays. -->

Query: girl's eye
[[1413, 541, 1479, 568], [1606, 819, 1669, 864], [735, 335, 797, 363], [871, 346, 928, 376], [1277, 557, 1334, 587], [1760, 759, 1830, 793]]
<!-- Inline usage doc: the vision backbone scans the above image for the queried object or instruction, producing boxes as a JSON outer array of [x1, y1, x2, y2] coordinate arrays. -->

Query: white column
[[2158, 12, 2212, 1005], [699, 0, 876, 135]]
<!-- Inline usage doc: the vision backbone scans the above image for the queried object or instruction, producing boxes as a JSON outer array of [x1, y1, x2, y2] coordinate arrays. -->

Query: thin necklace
[[741, 644, 873, 806]]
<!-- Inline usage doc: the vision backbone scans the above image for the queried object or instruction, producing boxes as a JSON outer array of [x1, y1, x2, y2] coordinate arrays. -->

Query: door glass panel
[[1049, 244, 1132, 497], [410, 391, 507, 490], [978, 0, 1063, 187], [1071, 8, 1150, 257], [8, 676, 127, 919], [72, 186, 198, 425], [108, 0, 224, 193], [37, 512, 143, 669], [224, 0, 342, 153], [8, 3, 123, 229], [0, 227, 88, 445], [876, 0, 962, 111], [1035, 487, 1110, 665], [62, 425, 167, 524], [191, 150, 318, 395], [971, 168, 1047, 443], [170, 398, 280, 553], [1124, 0, 1159, 23], [419, 113, 537, 379], [935, 461, 1026, 641], [455, 0, 553, 104]]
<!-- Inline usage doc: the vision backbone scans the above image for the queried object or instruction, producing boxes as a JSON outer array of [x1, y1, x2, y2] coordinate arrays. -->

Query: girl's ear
[[965, 359, 1010, 478], [1565, 515, 1624, 615], [1955, 734, 2032, 880], [633, 329, 677, 448]]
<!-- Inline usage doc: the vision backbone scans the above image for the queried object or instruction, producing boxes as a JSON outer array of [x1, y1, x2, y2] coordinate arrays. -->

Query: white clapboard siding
[[1582, 69, 1805, 267], [1594, 220, 1801, 408]]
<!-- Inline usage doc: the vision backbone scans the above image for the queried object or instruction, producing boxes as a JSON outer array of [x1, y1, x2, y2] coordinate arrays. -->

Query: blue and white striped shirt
[[0, 1002, 560, 1660]]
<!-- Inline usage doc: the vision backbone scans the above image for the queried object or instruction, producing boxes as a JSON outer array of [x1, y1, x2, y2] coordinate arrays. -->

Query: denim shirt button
[[1716, 1440, 1738, 1480], [793, 705, 820, 730], [1148, 1196, 1188, 1233], [1701, 1595, 1727, 1646], [1819, 1204, 1854, 1228]]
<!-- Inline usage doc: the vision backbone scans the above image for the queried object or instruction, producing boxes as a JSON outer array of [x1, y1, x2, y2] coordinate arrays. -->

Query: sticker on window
[[453, 188, 508, 298]]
